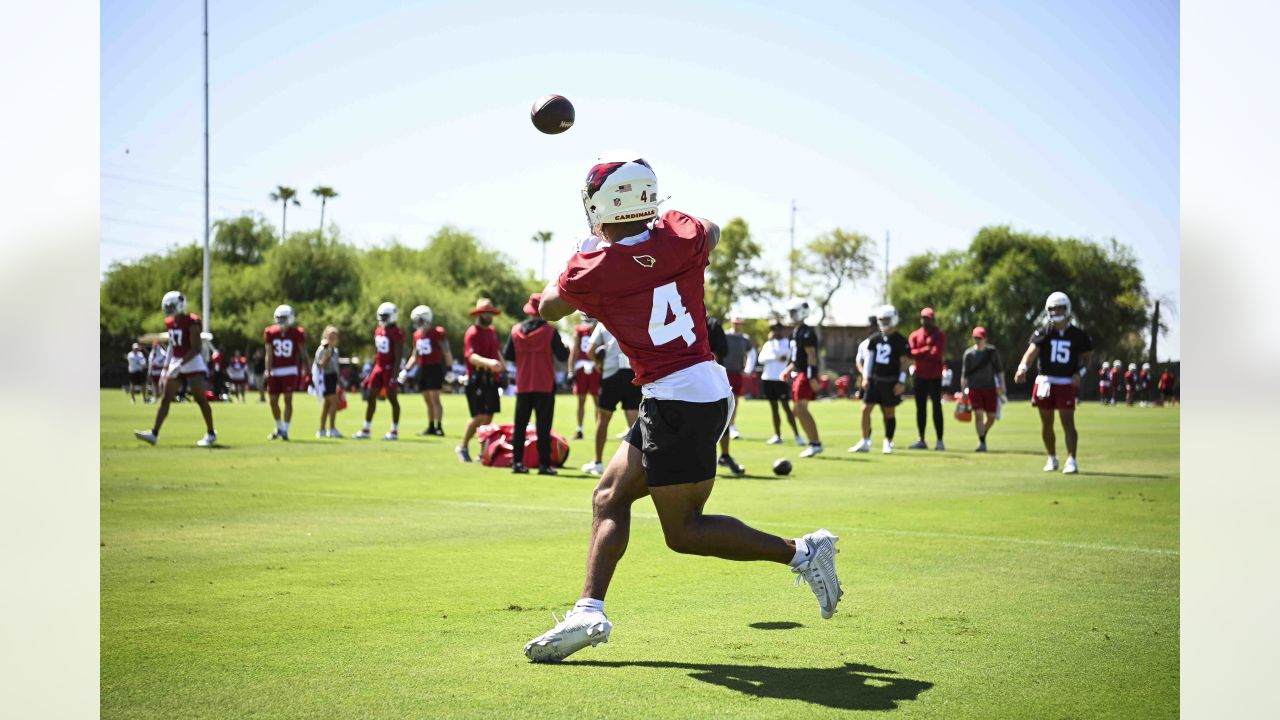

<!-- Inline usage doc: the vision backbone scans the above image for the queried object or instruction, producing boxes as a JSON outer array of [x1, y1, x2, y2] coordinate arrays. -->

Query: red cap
[[522, 293, 541, 316], [972, 326, 986, 338], [920, 307, 935, 318]]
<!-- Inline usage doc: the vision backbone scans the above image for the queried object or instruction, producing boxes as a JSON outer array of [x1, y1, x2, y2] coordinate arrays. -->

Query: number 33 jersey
[[1030, 323, 1094, 378], [557, 210, 715, 387]]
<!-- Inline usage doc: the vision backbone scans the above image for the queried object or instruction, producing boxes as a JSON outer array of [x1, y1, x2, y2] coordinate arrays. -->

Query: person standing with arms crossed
[[907, 307, 946, 450], [1014, 291, 1093, 474], [960, 326, 1005, 452], [503, 293, 570, 475], [456, 298, 504, 463]]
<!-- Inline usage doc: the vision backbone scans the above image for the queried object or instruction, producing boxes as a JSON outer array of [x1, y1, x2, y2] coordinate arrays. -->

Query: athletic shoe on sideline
[[134, 430, 157, 446], [1062, 456, 1078, 474], [934, 440, 945, 451], [795, 435, 807, 447], [269, 429, 282, 440], [1043, 456, 1059, 472], [975, 441, 987, 452], [524, 608, 612, 663], [572, 429, 584, 440], [908, 439, 928, 450], [317, 430, 327, 439], [799, 443, 824, 458], [512, 462, 529, 474], [455, 446, 472, 463], [196, 432, 217, 447], [538, 465, 558, 476], [766, 435, 782, 445], [582, 461, 604, 476], [719, 454, 746, 476], [729, 425, 742, 440], [328, 428, 344, 438], [352, 430, 372, 439], [882, 439, 894, 454], [793, 529, 842, 619], [382, 430, 398, 441]]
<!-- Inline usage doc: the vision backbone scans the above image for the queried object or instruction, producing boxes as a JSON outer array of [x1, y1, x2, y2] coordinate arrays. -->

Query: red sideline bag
[[477, 423, 570, 468], [336, 386, 348, 411]]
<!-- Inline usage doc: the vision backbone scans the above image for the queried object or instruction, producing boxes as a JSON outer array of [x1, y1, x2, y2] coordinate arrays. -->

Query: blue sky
[[101, 0, 1179, 356]]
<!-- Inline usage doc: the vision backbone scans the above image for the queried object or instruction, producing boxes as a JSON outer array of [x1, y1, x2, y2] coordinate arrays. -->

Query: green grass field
[[101, 389, 1178, 719]]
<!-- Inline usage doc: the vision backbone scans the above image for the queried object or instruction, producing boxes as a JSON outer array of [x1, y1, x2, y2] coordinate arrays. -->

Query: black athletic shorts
[[322, 373, 338, 397], [129, 370, 146, 385], [626, 396, 730, 487], [418, 363, 444, 391], [864, 379, 902, 407], [465, 372, 501, 417], [762, 379, 789, 402], [599, 369, 641, 412]]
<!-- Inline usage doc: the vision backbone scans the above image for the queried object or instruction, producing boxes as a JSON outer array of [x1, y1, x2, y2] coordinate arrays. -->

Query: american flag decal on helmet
[[633, 255, 656, 268]]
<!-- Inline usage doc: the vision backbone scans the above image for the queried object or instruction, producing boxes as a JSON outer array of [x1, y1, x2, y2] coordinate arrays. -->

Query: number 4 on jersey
[[648, 282, 696, 347]]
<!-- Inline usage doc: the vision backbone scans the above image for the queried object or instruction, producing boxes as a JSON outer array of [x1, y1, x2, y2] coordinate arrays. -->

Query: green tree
[[269, 231, 362, 305], [211, 212, 276, 264], [886, 225, 1150, 363], [269, 185, 301, 240], [705, 218, 779, 320], [794, 229, 876, 326], [312, 185, 338, 233], [531, 230, 553, 281]]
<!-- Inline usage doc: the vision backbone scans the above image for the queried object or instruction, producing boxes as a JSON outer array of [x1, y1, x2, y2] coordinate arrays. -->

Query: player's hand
[[893, 383, 904, 396], [1014, 369, 1027, 384], [396, 370, 408, 386], [809, 378, 820, 394], [1071, 374, 1081, 388], [861, 379, 870, 391]]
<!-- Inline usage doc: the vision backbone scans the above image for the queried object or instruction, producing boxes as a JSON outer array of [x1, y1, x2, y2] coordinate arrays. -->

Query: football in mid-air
[[772, 458, 793, 476], [531, 94, 575, 134]]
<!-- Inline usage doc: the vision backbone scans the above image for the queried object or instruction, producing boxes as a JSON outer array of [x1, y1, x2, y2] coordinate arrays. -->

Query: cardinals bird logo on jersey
[[633, 255, 657, 268]]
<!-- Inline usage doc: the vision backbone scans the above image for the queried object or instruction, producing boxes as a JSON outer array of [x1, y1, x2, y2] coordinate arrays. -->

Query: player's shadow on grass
[[1077, 471, 1169, 480], [569, 660, 932, 711]]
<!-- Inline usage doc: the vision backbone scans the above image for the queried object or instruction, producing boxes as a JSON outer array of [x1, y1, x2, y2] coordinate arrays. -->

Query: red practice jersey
[[165, 313, 201, 359], [374, 324, 404, 367], [264, 324, 306, 371], [413, 326, 447, 365], [557, 210, 714, 386]]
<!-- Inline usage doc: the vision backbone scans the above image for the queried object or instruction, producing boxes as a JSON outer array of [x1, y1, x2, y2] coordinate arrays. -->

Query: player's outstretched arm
[[538, 281, 574, 322]]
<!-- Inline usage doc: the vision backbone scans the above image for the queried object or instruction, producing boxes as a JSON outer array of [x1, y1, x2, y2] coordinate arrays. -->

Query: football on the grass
[[531, 94, 575, 134], [773, 458, 793, 476]]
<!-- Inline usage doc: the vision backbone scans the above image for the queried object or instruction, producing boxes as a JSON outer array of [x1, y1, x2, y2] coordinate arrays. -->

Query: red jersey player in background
[[525, 151, 841, 662], [398, 305, 453, 437], [134, 291, 217, 446], [456, 298, 504, 463], [264, 304, 307, 441], [355, 302, 404, 440], [568, 316, 600, 439]]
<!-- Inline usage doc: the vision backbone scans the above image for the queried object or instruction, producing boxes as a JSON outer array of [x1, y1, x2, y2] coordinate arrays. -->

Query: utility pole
[[201, 0, 211, 339], [788, 199, 796, 297], [883, 231, 890, 303]]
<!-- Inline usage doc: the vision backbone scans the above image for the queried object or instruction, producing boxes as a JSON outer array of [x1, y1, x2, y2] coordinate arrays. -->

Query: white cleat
[[934, 440, 945, 451], [766, 435, 782, 445], [1062, 456, 1078, 474], [328, 428, 344, 438], [793, 529, 843, 619], [524, 608, 613, 663], [799, 443, 824, 458], [382, 430, 398, 441], [134, 430, 157, 446], [728, 425, 742, 440], [848, 439, 871, 453], [197, 432, 217, 447], [795, 435, 807, 447], [581, 461, 604, 476], [882, 439, 894, 454], [317, 430, 327, 439], [352, 430, 372, 439], [1043, 456, 1060, 472]]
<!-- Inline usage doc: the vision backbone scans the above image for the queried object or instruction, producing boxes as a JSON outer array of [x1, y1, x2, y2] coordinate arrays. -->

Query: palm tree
[[531, 230, 553, 281], [269, 185, 301, 241], [312, 185, 339, 235]]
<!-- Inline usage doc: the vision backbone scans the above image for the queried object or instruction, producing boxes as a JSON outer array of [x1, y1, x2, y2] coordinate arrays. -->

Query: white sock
[[789, 538, 812, 568], [282, 422, 289, 432], [363, 421, 372, 431], [276, 421, 284, 431], [573, 598, 604, 614], [391, 423, 398, 432], [1049, 455, 1058, 462]]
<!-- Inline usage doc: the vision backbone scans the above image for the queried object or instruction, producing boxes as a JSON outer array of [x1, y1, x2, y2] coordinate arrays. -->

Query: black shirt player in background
[[707, 316, 746, 475], [1014, 291, 1094, 474], [850, 305, 912, 454], [784, 299, 824, 457]]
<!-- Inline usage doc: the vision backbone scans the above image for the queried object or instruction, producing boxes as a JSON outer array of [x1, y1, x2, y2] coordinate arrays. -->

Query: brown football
[[530, 94, 575, 135]]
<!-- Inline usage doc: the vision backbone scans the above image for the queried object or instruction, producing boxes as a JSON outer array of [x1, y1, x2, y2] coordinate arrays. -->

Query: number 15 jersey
[[1030, 323, 1093, 378], [557, 210, 715, 388]]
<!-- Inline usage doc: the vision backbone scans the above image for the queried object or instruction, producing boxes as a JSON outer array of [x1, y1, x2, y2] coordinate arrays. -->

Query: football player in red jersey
[[398, 305, 454, 437], [264, 304, 307, 441], [354, 302, 404, 440], [524, 152, 841, 662], [568, 315, 600, 439], [134, 291, 217, 446], [456, 298, 504, 462]]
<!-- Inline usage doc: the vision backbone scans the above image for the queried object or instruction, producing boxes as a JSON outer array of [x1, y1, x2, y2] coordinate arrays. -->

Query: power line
[[102, 215, 200, 234]]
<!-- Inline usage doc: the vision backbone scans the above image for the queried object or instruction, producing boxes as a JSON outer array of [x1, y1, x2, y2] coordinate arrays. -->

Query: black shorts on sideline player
[[129, 370, 146, 385], [864, 379, 902, 407], [599, 369, 641, 413], [418, 363, 444, 391], [626, 396, 730, 486], [466, 372, 501, 417], [761, 379, 789, 402]]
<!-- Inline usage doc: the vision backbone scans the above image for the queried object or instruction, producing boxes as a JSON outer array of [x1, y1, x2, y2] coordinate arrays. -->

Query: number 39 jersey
[[264, 324, 306, 376], [557, 210, 714, 386], [1029, 323, 1094, 378]]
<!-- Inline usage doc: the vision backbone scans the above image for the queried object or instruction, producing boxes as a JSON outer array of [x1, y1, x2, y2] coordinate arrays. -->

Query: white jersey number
[[875, 342, 891, 365], [417, 337, 433, 356], [648, 282, 697, 347], [375, 335, 391, 354], [1050, 339, 1071, 364], [169, 329, 184, 348], [272, 338, 294, 358]]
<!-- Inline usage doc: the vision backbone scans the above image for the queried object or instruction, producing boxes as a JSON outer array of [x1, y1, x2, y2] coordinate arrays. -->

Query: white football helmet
[[876, 304, 899, 331], [1128, 362, 1138, 371], [411, 305, 433, 328], [274, 304, 295, 327], [786, 298, 810, 323], [161, 290, 186, 316], [1101, 361, 1111, 370], [1142, 362, 1151, 370], [1045, 291, 1071, 323], [377, 302, 398, 325], [582, 151, 659, 226], [1113, 359, 1122, 368]]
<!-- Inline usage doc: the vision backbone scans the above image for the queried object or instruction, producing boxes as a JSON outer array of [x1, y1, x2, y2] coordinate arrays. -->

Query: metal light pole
[[788, 199, 796, 297], [201, 0, 211, 336], [883, 230, 890, 304]]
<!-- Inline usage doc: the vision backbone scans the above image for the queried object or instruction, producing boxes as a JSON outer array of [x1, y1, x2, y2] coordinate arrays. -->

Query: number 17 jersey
[[557, 210, 714, 386]]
